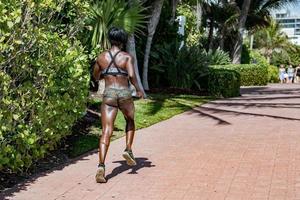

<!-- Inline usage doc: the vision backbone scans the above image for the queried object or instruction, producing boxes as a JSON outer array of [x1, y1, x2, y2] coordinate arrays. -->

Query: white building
[[274, 9, 300, 45]]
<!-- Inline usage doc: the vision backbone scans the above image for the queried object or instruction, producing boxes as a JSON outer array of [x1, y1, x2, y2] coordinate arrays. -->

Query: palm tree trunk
[[142, 0, 164, 90], [232, 0, 252, 64], [219, 25, 226, 50], [196, 0, 202, 30], [170, 0, 179, 24], [126, 34, 147, 97], [207, 17, 214, 51]]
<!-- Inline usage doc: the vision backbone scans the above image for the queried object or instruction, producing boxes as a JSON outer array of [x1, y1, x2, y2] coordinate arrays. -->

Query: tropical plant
[[206, 49, 231, 65], [253, 20, 293, 63], [149, 41, 208, 89], [287, 44, 300, 66], [86, 0, 146, 50]]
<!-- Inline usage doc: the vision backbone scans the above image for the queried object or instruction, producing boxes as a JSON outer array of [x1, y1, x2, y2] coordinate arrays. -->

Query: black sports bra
[[101, 51, 128, 77]]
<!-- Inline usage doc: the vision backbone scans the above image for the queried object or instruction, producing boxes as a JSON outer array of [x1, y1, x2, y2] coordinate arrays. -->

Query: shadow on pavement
[[0, 149, 98, 200], [106, 157, 155, 181], [189, 108, 231, 125], [188, 84, 300, 125]]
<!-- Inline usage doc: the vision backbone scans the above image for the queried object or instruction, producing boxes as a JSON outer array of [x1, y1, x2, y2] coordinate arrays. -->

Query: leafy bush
[[207, 49, 231, 65], [270, 51, 290, 66], [207, 67, 240, 98], [211, 64, 268, 86], [149, 41, 208, 89], [0, 0, 89, 172], [268, 65, 279, 83], [250, 50, 268, 68]]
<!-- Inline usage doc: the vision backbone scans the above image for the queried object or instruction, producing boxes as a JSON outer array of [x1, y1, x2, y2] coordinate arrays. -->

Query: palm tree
[[253, 20, 293, 63], [142, 0, 164, 90], [88, 0, 146, 49]]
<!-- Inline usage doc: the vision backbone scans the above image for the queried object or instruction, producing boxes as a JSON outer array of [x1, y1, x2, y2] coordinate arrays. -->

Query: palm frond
[[87, 0, 147, 49]]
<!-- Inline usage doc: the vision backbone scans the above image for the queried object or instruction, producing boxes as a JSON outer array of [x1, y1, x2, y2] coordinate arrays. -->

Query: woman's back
[[97, 50, 130, 89]]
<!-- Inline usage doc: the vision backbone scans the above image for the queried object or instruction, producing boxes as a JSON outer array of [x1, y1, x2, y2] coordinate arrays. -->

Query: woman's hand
[[136, 91, 145, 99]]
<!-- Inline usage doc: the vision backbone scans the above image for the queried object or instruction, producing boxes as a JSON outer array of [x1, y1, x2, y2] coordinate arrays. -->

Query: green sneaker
[[122, 149, 137, 166], [95, 164, 106, 183]]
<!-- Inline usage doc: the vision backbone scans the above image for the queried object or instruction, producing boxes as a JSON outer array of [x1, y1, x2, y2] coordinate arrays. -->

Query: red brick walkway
[[2, 84, 300, 200]]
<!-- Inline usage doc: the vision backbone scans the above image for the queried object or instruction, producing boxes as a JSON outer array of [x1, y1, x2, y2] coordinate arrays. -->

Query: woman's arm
[[126, 55, 144, 98], [93, 60, 102, 81]]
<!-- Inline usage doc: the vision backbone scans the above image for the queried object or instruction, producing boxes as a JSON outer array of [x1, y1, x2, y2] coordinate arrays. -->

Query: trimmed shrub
[[268, 65, 279, 83], [207, 67, 241, 98], [0, 1, 89, 173], [0, 35, 89, 173], [211, 64, 268, 86]]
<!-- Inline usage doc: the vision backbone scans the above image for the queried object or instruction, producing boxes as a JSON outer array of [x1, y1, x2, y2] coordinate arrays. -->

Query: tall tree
[[142, 0, 164, 90], [232, 0, 251, 64]]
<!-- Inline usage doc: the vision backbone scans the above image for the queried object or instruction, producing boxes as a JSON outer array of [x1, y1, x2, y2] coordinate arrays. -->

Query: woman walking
[[93, 27, 144, 183]]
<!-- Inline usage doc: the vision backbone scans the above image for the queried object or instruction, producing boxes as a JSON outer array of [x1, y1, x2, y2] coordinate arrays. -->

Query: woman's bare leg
[[99, 101, 118, 165], [119, 99, 135, 151]]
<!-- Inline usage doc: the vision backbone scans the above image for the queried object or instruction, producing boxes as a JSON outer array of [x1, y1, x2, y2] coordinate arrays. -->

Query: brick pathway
[[2, 84, 300, 200]]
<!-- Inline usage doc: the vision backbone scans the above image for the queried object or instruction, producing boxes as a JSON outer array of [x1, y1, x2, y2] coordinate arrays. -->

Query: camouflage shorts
[[103, 87, 132, 101]]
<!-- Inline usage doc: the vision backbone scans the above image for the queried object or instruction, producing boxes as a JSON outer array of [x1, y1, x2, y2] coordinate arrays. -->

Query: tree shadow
[[0, 149, 98, 199], [199, 106, 300, 121], [146, 99, 166, 115], [105, 157, 155, 181], [240, 87, 300, 95], [189, 108, 231, 125], [208, 102, 300, 109]]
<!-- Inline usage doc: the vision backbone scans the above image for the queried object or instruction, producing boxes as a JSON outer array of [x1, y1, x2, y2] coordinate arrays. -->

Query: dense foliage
[[149, 41, 208, 89], [0, 0, 89, 172], [86, 0, 146, 51], [207, 67, 241, 98], [268, 65, 279, 83], [211, 64, 268, 86]]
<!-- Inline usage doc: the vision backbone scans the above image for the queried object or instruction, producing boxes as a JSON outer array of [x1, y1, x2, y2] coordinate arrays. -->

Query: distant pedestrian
[[287, 65, 295, 83], [295, 64, 300, 83], [279, 64, 288, 84]]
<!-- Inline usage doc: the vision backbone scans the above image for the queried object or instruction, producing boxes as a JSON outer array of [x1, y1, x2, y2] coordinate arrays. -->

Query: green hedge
[[0, 35, 89, 173], [207, 67, 241, 98], [0, 1, 89, 173], [268, 65, 279, 83], [210, 64, 268, 86]]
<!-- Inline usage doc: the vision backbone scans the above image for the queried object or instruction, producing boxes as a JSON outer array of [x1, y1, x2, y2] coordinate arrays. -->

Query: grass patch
[[66, 93, 212, 158]]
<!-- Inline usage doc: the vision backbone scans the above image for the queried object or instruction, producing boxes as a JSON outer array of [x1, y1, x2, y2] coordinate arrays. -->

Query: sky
[[276, 1, 300, 16]]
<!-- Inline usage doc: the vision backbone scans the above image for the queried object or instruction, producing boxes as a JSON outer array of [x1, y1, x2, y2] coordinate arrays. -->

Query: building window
[[277, 19, 296, 23], [281, 24, 295, 28]]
